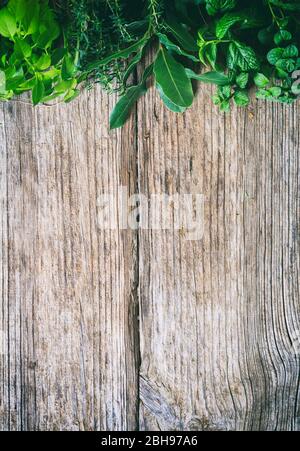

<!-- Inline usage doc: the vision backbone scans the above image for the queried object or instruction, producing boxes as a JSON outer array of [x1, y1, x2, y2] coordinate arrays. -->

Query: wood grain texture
[[137, 84, 300, 431], [0, 80, 299, 431], [0, 88, 139, 431]]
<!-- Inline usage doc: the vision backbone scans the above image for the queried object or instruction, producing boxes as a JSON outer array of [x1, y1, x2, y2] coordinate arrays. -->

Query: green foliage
[[0, 0, 300, 128], [53, 0, 163, 92], [0, 0, 79, 104], [69, 0, 300, 127], [197, 0, 300, 109]]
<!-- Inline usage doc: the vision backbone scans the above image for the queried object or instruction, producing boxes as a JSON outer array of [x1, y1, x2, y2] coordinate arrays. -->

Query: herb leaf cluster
[[0, 0, 79, 105]]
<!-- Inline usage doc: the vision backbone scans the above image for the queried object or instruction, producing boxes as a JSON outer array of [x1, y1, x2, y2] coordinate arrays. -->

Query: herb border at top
[[0, 0, 300, 129]]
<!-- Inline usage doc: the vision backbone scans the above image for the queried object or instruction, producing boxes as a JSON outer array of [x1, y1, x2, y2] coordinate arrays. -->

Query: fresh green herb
[[0, 0, 78, 104], [197, 0, 300, 109]]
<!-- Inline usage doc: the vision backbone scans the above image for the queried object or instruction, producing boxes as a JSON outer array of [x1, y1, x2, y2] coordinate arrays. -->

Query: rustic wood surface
[[0, 83, 299, 431]]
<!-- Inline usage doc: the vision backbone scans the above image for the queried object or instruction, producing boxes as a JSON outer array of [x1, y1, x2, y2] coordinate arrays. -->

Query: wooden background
[[0, 82, 299, 431]]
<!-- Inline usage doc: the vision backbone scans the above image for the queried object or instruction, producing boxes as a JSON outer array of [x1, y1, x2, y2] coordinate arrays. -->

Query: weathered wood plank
[[0, 77, 299, 431], [0, 88, 139, 431], [137, 85, 300, 431]]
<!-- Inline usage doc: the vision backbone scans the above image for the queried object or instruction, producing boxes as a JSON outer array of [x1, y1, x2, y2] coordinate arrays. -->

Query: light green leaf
[[254, 73, 270, 88], [205, 43, 218, 69], [64, 89, 81, 103], [55, 79, 77, 94], [220, 99, 231, 112], [36, 54, 52, 71], [16, 77, 35, 92], [5, 66, 25, 90], [0, 71, 6, 94], [0, 8, 17, 38], [256, 88, 272, 99], [154, 47, 194, 108], [269, 86, 282, 97]]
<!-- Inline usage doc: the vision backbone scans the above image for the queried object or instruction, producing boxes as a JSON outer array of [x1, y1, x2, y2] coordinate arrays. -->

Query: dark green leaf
[[267, 48, 284, 65], [154, 47, 194, 108], [156, 83, 187, 113], [51, 48, 67, 66], [87, 37, 150, 72], [14, 37, 32, 58], [22, 0, 40, 35], [62, 55, 76, 81], [186, 68, 230, 86], [8, 0, 27, 23], [110, 85, 146, 130], [157, 33, 199, 62], [165, 16, 198, 52]]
